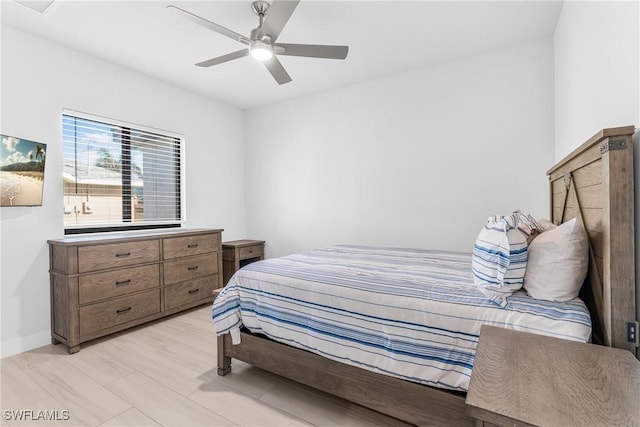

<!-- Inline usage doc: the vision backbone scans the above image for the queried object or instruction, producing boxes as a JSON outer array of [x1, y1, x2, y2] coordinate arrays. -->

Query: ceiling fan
[[166, 0, 349, 85]]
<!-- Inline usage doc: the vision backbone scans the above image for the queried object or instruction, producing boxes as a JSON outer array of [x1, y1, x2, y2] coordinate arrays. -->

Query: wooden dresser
[[48, 228, 223, 353]]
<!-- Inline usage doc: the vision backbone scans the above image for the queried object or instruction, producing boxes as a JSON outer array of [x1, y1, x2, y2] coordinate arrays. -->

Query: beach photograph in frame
[[1, 134, 46, 206]]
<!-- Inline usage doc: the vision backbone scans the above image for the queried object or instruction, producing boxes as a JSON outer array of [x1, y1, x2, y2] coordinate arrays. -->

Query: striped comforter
[[212, 245, 591, 391]]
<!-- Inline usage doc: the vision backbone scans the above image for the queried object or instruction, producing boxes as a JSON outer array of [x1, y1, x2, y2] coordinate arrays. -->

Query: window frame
[[62, 109, 186, 235]]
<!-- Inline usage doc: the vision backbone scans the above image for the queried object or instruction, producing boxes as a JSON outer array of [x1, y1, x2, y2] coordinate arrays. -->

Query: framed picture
[[1, 134, 46, 207]]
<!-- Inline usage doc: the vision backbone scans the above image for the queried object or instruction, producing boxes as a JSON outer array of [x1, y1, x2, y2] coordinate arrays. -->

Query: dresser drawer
[[164, 253, 219, 285], [238, 244, 263, 260], [78, 240, 160, 273], [79, 289, 160, 337], [163, 233, 220, 259], [165, 276, 219, 310], [79, 264, 160, 304]]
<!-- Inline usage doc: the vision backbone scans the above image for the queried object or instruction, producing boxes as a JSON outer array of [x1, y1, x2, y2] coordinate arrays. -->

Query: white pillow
[[523, 218, 589, 302], [472, 212, 533, 307], [537, 218, 557, 231]]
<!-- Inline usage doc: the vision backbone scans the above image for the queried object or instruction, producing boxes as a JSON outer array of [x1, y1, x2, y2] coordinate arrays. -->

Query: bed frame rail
[[218, 331, 473, 426]]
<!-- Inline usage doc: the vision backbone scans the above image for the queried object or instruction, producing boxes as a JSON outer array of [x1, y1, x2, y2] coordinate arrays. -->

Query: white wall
[[0, 26, 246, 357], [245, 38, 555, 258], [554, 1, 640, 352], [554, 1, 639, 159]]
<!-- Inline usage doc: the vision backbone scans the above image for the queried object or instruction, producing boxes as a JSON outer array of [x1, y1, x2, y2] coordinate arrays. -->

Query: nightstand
[[222, 239, 265, 285], [466, 325, 640, 427]]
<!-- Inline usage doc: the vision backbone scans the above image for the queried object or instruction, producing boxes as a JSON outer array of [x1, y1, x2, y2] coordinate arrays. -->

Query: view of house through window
[[62, 112, 183, 233]]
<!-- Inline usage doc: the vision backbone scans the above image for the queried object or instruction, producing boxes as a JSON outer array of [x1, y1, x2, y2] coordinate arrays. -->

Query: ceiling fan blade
[[276, 43, 349, 60], [263, 57, 292, 85], [258, 0, 300, 42], [166, 5, 250, 45], [196, 49, 249, 67]]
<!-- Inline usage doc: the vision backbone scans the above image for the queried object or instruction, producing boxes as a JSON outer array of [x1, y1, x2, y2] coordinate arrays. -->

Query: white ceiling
[[1, 0, 564, 110]]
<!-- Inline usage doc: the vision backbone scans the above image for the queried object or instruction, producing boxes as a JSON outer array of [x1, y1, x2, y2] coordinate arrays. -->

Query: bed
[[212, 126, 636, 426]]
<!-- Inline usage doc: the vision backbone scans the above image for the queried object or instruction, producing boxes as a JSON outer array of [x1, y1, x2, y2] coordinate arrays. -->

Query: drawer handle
[[187, 266, 199, 271], [188, 288, 200, 295], [115, 252, 131, 258], [187, 244, 199, 249], [116, 307, 132, 314], [115, 279, 131, 287]]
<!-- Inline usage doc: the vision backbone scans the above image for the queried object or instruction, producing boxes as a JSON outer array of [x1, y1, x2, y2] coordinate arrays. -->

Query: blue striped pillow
[[472, 212, 536, 307]]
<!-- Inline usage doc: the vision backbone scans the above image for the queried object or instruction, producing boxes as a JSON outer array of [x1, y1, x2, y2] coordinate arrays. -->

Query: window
[[62, 111, 183, 234]]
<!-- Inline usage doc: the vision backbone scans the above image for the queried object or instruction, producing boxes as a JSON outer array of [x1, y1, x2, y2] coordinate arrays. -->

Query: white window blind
[[62, 111, 184, 233]]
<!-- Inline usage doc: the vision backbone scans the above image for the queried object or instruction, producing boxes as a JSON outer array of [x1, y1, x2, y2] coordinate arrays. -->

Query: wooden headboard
[[547, 126, 636, 353]]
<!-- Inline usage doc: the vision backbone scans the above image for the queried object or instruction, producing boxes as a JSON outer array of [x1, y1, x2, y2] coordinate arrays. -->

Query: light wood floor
[[1, 305, 412, 427]]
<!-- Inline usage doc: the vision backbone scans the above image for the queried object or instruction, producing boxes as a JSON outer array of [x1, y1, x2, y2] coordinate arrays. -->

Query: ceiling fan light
[[250, 47, 273, 61], [250, 40, 273, 61]]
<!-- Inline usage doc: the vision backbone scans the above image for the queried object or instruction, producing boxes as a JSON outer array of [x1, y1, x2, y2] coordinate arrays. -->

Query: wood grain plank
[[79, 290, 161, 337], [212, 359, 284, 400], [190, 381, 314, 427], [163, 233, 220, 259], [105, 372, 235, 426], [1, 359, 84, 426], [467, 326, 640, 427], [78, 240, 160, 273], [572, 160, 603, 188], [79, 264, 160, 304], [96, 339, 210, 397], [99, 408, 161, 427], [552, 207, 603, 230], [163, 253, 219, 285], [549, 142, 603, 181], [547, 126, 635, 177], [552, 182, 603, 209], [164, 275, 218, 310], [601, 135, 636, 351], [59, 342, 135, 386], [135, 310, 219, 356], [260, 380, 412, 427], [20, 358, 131, 426], [51, 274, 70, 341]]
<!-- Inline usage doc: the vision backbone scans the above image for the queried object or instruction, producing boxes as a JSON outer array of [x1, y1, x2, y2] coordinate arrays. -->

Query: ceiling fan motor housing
[[251, 1, 270, 17]]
